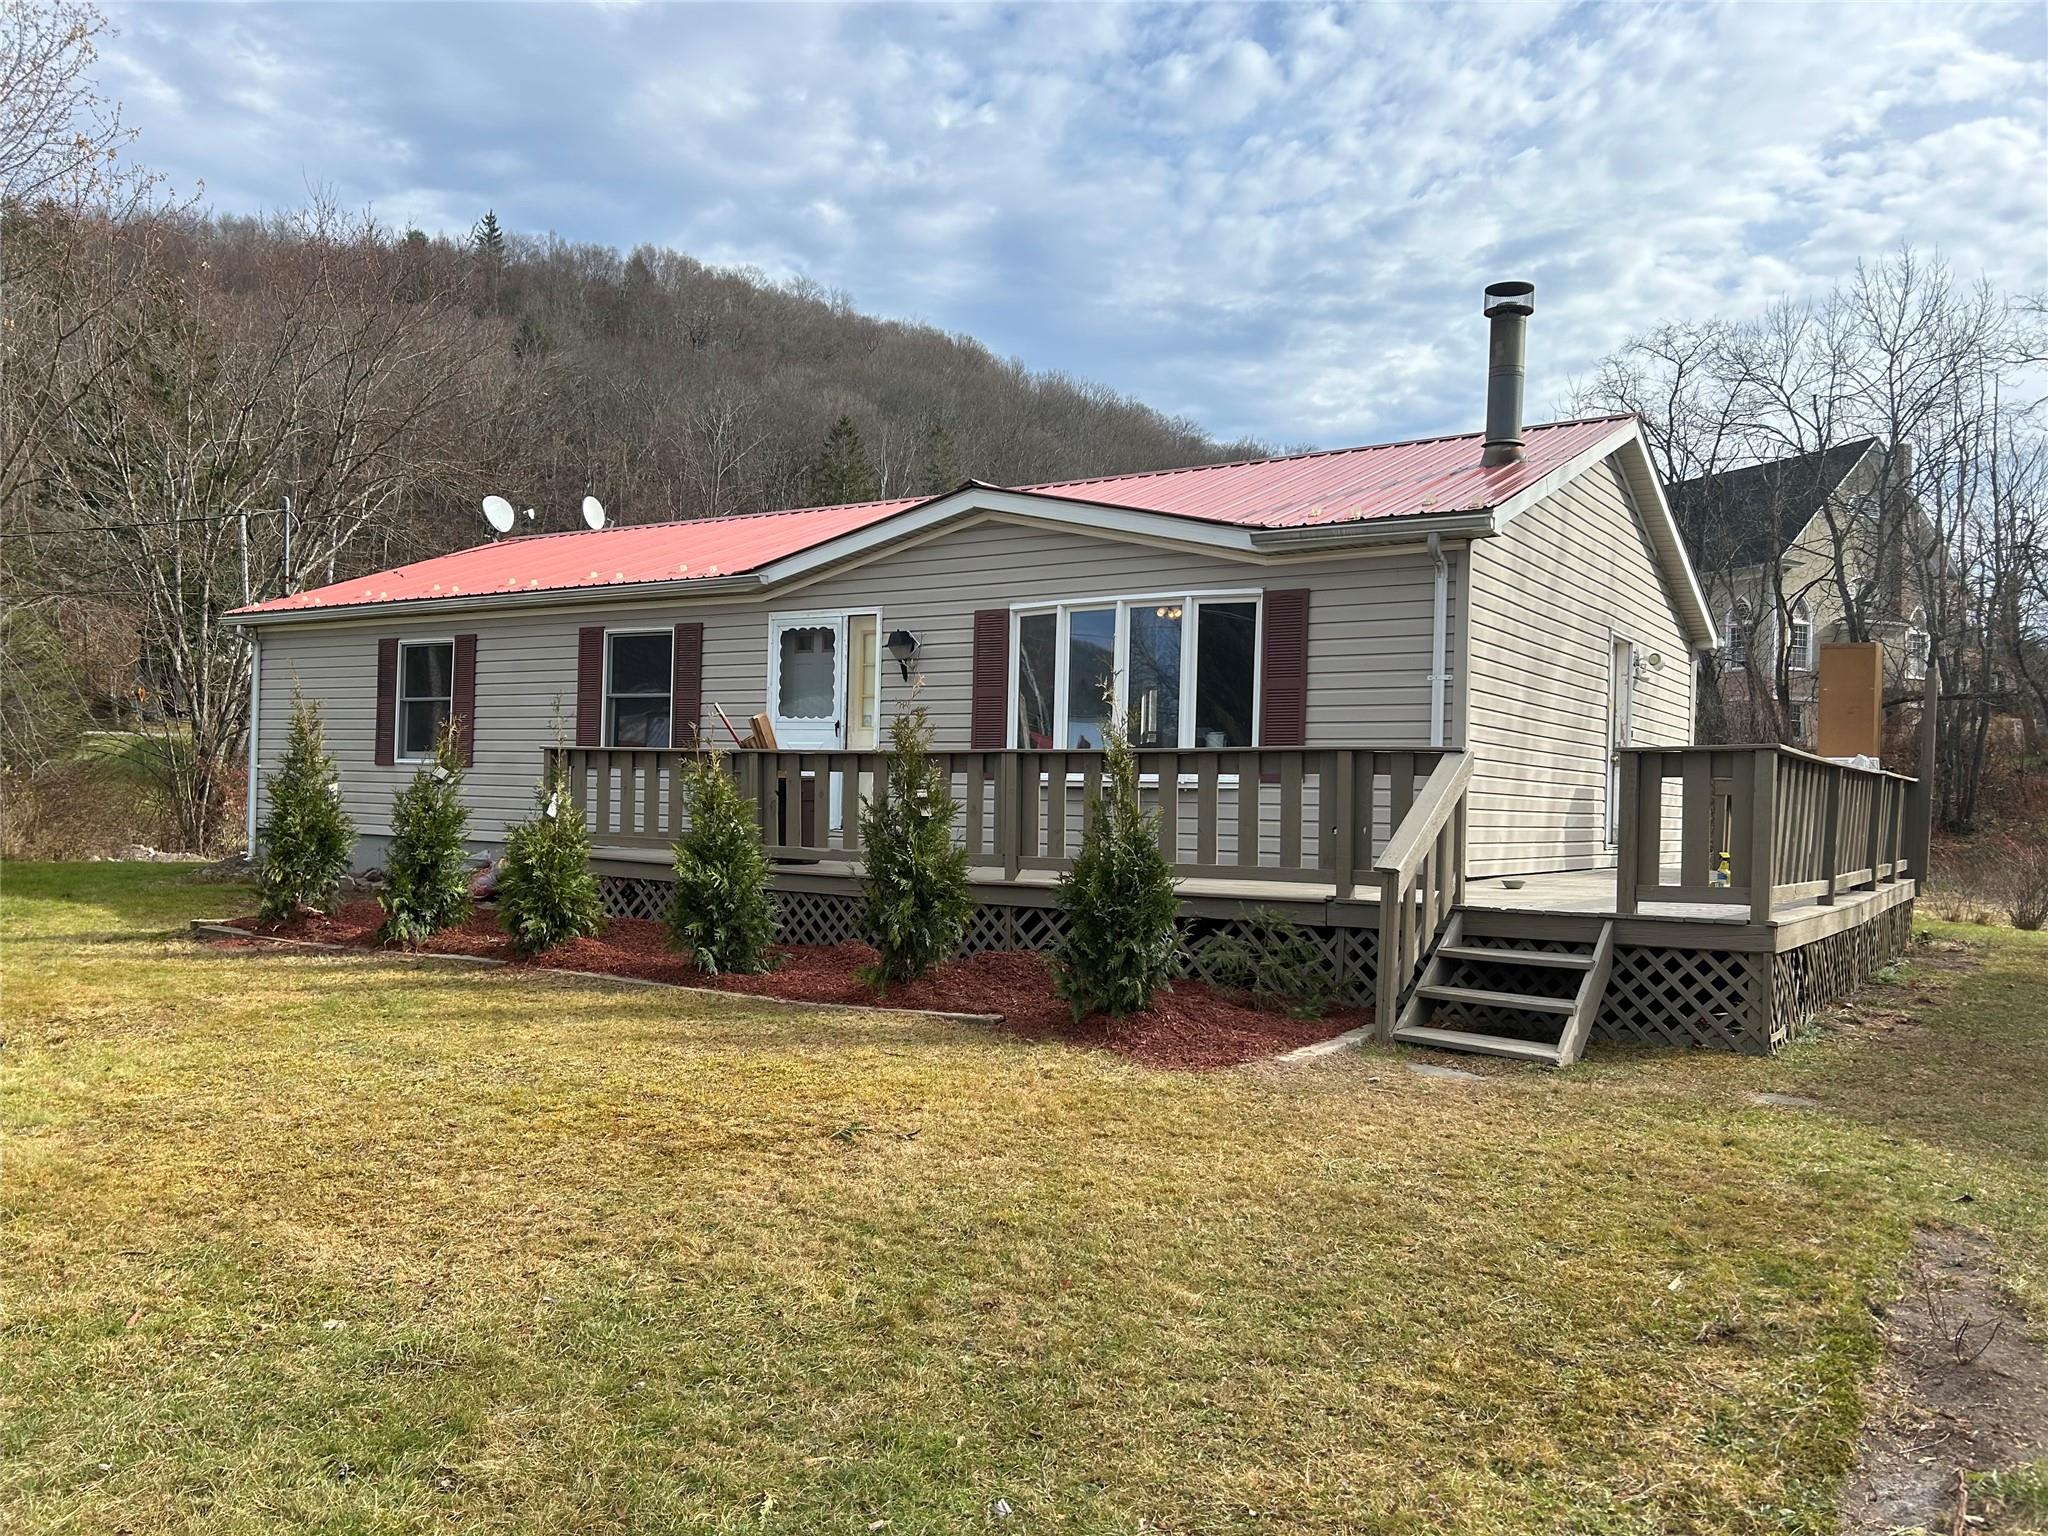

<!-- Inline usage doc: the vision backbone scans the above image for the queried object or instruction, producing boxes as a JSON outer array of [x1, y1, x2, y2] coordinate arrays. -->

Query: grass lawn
[[3, 862, 2044, 1534]]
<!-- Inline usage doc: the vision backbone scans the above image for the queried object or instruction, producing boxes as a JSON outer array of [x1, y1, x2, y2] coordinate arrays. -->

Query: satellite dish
[[582, 495, 607, 531], [481, 494, 515, 534]]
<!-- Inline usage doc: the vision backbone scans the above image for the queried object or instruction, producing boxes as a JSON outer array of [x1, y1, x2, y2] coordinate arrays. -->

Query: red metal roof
[[236, 415, 1630, 617]]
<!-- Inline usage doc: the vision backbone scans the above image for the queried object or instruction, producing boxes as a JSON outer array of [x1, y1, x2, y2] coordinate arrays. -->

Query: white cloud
[[102, 0, 2048, 447]]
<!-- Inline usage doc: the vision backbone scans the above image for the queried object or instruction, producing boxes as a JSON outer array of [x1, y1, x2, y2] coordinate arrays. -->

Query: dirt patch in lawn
[[214, 901, 1365, 1071], [1839, 1226, 2048, 1534]]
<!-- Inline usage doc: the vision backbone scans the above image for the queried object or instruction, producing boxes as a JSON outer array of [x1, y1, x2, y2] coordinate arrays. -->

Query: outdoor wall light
[[887, 629, 920, 680]]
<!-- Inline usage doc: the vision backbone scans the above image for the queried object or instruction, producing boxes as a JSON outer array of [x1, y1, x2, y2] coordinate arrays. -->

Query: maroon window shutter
[[970, 609, 1009, 749], [1259, 589, 1311, 746], [452, 633, 478, 766], [373, 638, 398, 766], [671, 622, 704, 747], [576, 626, 604, 746]]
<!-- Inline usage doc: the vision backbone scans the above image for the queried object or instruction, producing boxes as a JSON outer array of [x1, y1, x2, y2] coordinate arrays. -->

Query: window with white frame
[[1786, 606, 1814, 671], [396, 640, 454, 760], [1724, 599, 1755, 667], [1905, 607, 1929, 681], [606, 631, 673, 747], [1012, 594, 1260, 750]]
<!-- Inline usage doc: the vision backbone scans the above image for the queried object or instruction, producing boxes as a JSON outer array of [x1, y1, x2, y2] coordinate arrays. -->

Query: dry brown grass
[[3, 863, 2044, 1534]]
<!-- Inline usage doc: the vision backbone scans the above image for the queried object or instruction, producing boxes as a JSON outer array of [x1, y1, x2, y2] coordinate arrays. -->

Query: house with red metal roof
[[232, 283, 1924, 1065]]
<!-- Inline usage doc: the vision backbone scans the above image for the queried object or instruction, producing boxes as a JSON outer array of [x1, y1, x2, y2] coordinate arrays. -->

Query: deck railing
[[1372, 752, 1473, 1038], [1615, 745, 1917, 922], [545, 744, 1459, 897]]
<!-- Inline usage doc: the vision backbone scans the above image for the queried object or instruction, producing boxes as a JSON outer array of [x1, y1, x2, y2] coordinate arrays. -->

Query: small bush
[[377, 725, 472, 945], [1052, 714, 1180, 1018], [1192, 907, 1336, 1018], [858, 706, 974, 985], [668, 752, 778, 974], [2007, 839, 2048, 931], [255, 694, 356, 920], [497, 764, 604, 956]]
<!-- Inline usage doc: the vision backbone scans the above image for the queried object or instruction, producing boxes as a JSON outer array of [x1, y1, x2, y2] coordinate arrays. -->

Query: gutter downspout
[[1428, 532, 1448, 748], [244, 633, 260, 855]]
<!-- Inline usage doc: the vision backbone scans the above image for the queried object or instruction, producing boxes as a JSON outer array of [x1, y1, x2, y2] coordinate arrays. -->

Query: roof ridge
[[1019, 413, 1634, 493], [1668, 435, 1881, 489]]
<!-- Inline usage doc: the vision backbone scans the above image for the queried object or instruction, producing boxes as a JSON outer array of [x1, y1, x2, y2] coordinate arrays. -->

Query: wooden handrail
[[1373, 753, 1474, 881], [1373, 752, 1473, 1041]]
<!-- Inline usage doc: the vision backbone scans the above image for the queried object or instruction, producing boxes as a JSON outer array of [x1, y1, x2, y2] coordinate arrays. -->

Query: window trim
[[1006, 588, 1263, 752], [1904, 607, 1930, 681], [1786, 606, 1814, 672], [602, 626, 675, 749], [1723, 599, 1755, 667], [394, 637, 457, 764]]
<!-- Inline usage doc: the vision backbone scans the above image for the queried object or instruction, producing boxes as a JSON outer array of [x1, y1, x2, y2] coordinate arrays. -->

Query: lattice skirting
[[1596, 945, 1761, 1053], [597, 876, 1381, 1005], [1595, 900, 1915, 1055], [1768, 901, 1913, 1049]]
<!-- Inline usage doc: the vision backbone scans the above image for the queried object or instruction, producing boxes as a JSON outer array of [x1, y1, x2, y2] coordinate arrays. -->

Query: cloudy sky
[[102, 1, 2047, 449]]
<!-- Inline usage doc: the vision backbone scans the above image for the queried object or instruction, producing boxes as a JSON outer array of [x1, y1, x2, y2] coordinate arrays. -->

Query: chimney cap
[[1482, 280, 1535, 318]]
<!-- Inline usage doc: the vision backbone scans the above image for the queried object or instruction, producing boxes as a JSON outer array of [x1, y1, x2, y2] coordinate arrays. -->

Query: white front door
[[1608, 637, 1636, 845], [767, 614, 848, 749]]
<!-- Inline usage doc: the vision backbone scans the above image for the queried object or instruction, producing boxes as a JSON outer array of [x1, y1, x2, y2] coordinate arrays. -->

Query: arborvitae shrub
[[1191, 907, 1336, 1018], [667, 752, 778, 973], [377, 725, 473, 945], [859, 706, 972, 985], [1052, 716, 1180, 1018], [497, 763, 604, 956], [255, 693, 355, 920]]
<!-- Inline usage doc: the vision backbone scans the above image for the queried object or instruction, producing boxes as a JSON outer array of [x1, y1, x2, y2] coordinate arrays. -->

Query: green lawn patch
[[2, 863, 2043, 1534]]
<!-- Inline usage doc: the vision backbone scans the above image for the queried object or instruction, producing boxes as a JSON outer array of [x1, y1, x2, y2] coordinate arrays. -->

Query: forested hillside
[[0, 3, 1267, 853]]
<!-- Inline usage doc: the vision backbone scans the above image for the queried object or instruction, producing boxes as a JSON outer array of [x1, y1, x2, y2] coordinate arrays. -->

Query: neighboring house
[[230, 285, 1923, 1065], [1667, 440, 1931, 749]]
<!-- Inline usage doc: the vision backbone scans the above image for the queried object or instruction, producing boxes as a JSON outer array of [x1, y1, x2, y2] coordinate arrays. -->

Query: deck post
[[1615, 750, 1641, 916], [1374, 869, 1401, 1043], [1904, 659, 1938, 883], [1330, 749, 1357, 901], [998, 753, 1022, 881], [1818, 764, 1842, 905], [1748, 749, 1778, 925]]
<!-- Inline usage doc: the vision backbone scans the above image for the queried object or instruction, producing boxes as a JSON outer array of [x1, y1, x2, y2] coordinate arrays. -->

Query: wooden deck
[[593, 846, 1912, 954], [563, 740, 1927, 1061]]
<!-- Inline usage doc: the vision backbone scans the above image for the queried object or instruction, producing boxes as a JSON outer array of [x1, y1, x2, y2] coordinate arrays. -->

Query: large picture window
[[1011, 593, 1260, 750], [396, 640, 454, 760], [606, 631, 673, 747]]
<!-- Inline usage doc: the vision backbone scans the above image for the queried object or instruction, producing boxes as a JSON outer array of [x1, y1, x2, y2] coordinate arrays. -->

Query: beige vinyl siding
[[253, 514, 1457, 855], [1464, 455, 1694, 877]]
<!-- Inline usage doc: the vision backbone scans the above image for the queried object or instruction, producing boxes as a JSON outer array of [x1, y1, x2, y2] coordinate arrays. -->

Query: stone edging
[[187, 921, 1008, 1029]]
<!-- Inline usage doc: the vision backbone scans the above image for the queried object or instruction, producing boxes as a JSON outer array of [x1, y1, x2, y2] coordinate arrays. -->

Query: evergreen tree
[[497, 762, 604, 956], [667, 752, 778, 973], [471, 209, 507, 314], [255, 693, 355, 920], [470, 209, 506, 264], [858, 706, 973, 985], [919, 422, 961, 497], [377, 724, 473, 944], [806, 414, 881, 506], [1051, 711, 1180, 1018]]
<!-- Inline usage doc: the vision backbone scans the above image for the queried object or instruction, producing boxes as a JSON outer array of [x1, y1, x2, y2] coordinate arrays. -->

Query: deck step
[[1391, 1025, 1564, 1064], [1436, 945, 1593, 970], [1415, 983, 1576, 1014]]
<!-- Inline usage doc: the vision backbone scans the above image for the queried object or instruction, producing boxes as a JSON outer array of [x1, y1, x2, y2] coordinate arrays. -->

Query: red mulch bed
[[214, 900, 1366, 1070]]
